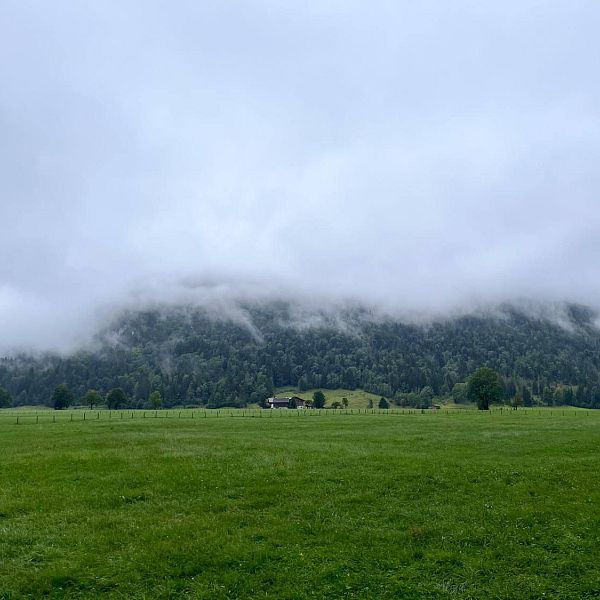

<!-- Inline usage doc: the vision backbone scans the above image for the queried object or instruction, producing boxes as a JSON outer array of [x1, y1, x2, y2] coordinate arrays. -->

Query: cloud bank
[[1, 1, 600, 351]]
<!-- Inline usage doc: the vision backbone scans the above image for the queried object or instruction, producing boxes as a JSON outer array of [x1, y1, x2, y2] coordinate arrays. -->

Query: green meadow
[[0, 410, 599, 599]]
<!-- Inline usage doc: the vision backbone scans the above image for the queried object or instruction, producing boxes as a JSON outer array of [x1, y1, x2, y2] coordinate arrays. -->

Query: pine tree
[[0, 386, 12, 408], [312, 390, 326, 408], [522, 386, 532, 407]]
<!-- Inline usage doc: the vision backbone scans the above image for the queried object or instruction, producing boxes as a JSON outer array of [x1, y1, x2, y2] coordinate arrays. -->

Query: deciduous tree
[[82, 389, 102, 410], [451, 382, 468, 404], [467, 367, 503, 410], [52, 384, 74, 410], [106, 388, 127, 410], [149, 390, 162, 409]]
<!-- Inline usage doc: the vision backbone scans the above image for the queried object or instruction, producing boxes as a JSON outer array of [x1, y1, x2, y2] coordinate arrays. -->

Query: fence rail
[[0, 406, 593, 425]]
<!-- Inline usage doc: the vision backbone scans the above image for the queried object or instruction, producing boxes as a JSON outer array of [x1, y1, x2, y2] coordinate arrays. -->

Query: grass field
[[0, 411, 599, 599]]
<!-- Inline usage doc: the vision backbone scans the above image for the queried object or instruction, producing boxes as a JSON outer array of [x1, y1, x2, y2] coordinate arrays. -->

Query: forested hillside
[[2, 302, 600, 408]]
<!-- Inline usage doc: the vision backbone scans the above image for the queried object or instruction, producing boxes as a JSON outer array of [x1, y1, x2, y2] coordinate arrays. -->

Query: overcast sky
[[1, 1, 600, 350]]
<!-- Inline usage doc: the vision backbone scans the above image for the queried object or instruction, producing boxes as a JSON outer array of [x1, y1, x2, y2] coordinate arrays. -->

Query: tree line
[[1, 302, 600, 409]]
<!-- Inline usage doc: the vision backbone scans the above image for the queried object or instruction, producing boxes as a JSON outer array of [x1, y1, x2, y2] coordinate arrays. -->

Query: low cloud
[[1, 1, 600, 352]]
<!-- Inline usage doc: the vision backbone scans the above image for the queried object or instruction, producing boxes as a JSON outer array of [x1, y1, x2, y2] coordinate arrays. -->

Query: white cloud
[[1, 1, 600, 350]]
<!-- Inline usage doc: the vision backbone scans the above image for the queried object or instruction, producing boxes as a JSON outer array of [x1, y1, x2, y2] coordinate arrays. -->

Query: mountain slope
[[1, 302, 600, 408]]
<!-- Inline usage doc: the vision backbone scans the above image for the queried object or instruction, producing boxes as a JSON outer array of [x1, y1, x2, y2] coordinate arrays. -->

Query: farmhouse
[[266, 396, 306, 409]]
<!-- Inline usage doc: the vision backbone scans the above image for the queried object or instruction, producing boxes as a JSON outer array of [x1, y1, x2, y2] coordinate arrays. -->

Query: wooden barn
[[266, 396, 306, 409]]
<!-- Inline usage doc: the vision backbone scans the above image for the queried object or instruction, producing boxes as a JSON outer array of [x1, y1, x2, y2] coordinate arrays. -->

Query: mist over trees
[[1, 302, 600, 409]]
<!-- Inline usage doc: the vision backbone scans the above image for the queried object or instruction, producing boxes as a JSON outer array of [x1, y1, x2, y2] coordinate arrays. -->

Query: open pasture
[[0, 404, 589, 425], [0, 411, 599, 599]]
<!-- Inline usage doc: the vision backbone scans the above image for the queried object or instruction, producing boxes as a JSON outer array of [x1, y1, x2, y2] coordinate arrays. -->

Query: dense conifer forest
[[1, 302, 600, 408]]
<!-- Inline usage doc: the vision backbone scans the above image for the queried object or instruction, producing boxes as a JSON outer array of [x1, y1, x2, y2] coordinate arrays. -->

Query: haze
[[1, 1, 600, 351]]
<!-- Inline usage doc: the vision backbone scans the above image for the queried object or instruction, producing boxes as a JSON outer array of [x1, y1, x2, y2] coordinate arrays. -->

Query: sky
[[1, 1, 600, 351]]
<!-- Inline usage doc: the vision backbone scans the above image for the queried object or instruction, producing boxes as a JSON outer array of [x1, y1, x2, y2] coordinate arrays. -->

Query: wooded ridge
[[1, 302, 599, 408]]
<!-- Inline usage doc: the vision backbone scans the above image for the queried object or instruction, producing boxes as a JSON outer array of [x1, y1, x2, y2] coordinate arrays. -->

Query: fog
[[1, 1, 600, 351]]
